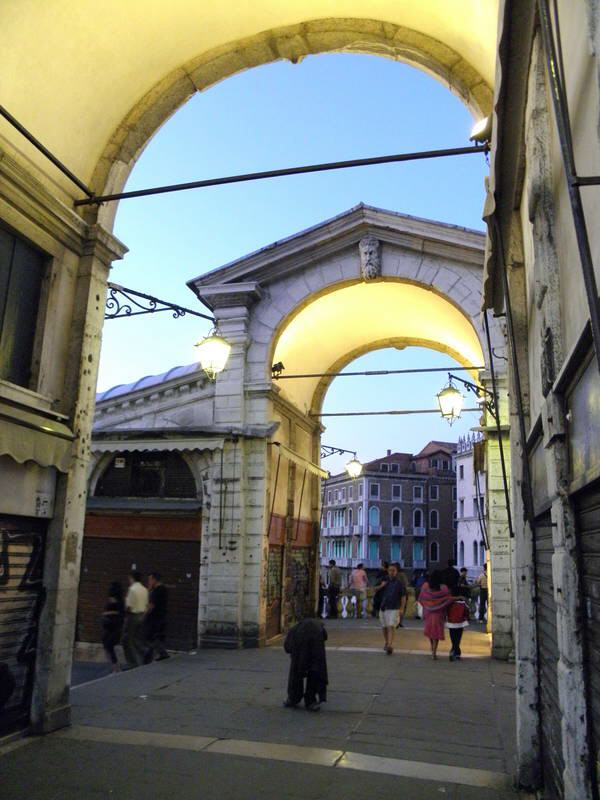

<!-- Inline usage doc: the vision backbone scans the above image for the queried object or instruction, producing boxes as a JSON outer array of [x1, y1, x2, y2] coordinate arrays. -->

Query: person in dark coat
[[102, 581, 125, 672], [144, 572, 169, 663], [283, 615, 328, 712], [440, 559, 460, 595]]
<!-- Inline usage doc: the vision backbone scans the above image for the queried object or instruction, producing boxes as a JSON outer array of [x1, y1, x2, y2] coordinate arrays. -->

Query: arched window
[[369, 506, 380, 527], [392, 508, 401, 527], [348, 508, 353, 527], [430, 541, 439, 562], [459, 540, 465, 566], [326, 511, 331, 528], [472, 540, 478, 565], [358, 506, 363, 526], [479, 541, 486, 566], [430, 509, 439, 529], [96, 450, 196, 498], [413, 508, 423, 528]]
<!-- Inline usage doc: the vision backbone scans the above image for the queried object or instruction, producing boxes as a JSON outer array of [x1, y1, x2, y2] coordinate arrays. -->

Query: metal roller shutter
[[574, 482, 600, 793], [0, 517, 46, 736]]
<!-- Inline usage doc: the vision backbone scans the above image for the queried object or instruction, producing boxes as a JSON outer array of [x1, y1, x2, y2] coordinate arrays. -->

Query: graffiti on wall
[[0, 525, 46, 734]]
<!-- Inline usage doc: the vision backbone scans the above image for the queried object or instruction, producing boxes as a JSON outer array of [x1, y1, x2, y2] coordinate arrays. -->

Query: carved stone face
[[359, 235, 381, 280]]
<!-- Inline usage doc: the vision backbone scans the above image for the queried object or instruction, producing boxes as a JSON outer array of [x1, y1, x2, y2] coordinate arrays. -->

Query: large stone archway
[[188, 204, 512, 656]]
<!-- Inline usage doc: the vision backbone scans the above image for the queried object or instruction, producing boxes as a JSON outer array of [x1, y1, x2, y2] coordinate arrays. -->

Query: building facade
[[321, 442, 457, 577], [456, 433, 487, 580]]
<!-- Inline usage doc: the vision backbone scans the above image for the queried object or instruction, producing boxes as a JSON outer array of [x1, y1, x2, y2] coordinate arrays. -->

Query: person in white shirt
[[122, 570, 149, 667], [477, 563, 488, 622]]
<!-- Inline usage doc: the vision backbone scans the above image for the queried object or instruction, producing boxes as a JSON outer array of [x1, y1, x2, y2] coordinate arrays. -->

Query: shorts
[[379, 609, 400, 628]]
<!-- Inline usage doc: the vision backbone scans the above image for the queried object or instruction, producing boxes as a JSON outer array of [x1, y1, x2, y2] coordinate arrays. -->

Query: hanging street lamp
[[194, 329, 231, 381], [345, 455, 363, 478], [436, 379, 465, 425], [436, 372, 497, 425]]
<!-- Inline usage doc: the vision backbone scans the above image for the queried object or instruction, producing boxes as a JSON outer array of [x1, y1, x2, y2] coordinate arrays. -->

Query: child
[[446, 595, 470, 661]]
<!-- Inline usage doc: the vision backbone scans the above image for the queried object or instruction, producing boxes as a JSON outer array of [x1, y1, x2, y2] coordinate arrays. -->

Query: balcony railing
[[413, 527, 426, 536], [368, 525, 382, 535], [391, 526, 404, 536], [413, 559, 426, 568], [352, 525, 363, 535]]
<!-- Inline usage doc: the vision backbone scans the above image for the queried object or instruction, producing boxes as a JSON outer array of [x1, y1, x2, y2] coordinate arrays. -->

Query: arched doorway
[[79, 450, 202, 650], [190, 203, 510, 654]]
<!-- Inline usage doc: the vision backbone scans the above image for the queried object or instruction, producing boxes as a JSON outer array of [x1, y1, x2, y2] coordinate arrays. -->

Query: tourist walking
[[371, 560, 389, 618], [122, 570, 149, 668], [327, 560, 342, 619], [440, 559, 460, 595], [101, 581, 125, 672], [144, 572, 169, 662], [419, 570, 454, 659], [446, 594, 470, 661], [375, 562, 407, 655], [283, 614, 328, 711], [458, 567, 471, 598], [349, 562, 368, 618], [477, 563, 489, 621]]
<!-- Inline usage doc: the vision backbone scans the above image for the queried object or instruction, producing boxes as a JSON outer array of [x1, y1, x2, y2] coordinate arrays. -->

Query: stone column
[[31, 225, 127, 733], [482, 375, 514, 660], [195, 283, 270, 648]]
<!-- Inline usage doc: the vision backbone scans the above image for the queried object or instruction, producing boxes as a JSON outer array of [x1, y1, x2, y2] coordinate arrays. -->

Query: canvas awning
[[0, 401, 74, 473], [90, 436, 225, 454], [272, 441, 328, 478]]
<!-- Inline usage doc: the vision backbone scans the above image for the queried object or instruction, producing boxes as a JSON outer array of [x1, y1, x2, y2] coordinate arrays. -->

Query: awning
[[272, 441, 328, 478], [90, 436, 225, 454], [0, 401, 74, 473]]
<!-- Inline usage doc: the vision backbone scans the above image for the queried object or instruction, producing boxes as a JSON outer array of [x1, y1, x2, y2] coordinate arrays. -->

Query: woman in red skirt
[[419, 570, 454, 659]]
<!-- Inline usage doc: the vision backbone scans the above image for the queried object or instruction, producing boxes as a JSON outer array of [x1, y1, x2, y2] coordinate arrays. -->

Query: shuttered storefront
[[78, 515, 201, 651], [0, 517, 46, 736], [574, 481, 600, 793], [535, 512, 564, 800]]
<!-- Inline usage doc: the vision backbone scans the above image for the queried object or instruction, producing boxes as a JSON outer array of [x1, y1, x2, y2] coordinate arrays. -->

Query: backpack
[[447, 600, 469, 624]]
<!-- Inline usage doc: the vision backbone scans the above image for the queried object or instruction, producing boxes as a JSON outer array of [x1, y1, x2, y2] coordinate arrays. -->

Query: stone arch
[[92, 18, 493, 227]]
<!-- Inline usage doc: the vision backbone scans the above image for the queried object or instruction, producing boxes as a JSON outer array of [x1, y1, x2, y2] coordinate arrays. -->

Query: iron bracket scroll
[[447, 372, 498, 420], [105, 282, 215, 322], [320, 445, 357, 460]]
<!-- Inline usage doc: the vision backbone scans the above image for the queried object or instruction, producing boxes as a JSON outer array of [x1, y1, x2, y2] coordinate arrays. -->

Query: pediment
[[187, 204, 485, 304]]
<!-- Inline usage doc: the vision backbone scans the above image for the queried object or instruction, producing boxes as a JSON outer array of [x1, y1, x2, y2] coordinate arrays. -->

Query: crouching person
[[284, 613, 328, 712]]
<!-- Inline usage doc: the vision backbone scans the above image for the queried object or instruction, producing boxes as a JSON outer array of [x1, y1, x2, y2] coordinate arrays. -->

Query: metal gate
[[574, 482, 600, 793], [0, 517, 46, 736], [534, 512, 564, 799], [266, 545, 283, 640]]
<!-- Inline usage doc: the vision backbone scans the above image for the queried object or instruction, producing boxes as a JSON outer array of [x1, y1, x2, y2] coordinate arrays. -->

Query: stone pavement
[[1, 621, 526, 800]]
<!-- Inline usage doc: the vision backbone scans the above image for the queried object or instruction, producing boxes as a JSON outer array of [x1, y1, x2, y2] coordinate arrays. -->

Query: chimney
[[387, 449, 391, 456]]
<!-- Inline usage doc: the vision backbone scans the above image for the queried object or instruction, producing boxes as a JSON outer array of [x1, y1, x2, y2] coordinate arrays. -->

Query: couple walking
[[419, 561, 470, 660], [102, 570, 169, 671]]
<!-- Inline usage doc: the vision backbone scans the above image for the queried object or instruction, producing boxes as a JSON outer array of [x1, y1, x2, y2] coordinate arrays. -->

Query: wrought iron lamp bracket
[[447, 372, 498, 420], [105, 282, 215, 322], [321, 445, 357, 460]]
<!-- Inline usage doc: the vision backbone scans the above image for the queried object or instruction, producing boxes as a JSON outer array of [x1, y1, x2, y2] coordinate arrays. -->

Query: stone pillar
[[31, 226, 127, 733], [195, 283, 270, 648], [483, 376, 514, 660], [542, 395, 594, 799]]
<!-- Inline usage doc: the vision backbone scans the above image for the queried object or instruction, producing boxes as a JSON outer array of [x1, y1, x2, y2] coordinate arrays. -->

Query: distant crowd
[[320, 558, 489, 660], [102, 571, 169, 671]]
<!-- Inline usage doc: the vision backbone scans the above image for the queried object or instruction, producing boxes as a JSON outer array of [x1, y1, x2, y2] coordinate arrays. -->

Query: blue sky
[[99, 53, 488, 472]]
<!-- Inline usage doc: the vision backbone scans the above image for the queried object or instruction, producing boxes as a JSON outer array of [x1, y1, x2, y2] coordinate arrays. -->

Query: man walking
[[327, 560, 342, 619], [122, 570, 149, 668], [374, 562, 407, 655], [349, 562, 368, 618], [144, 572, 169, 662], [477, 563, 488, 622]]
